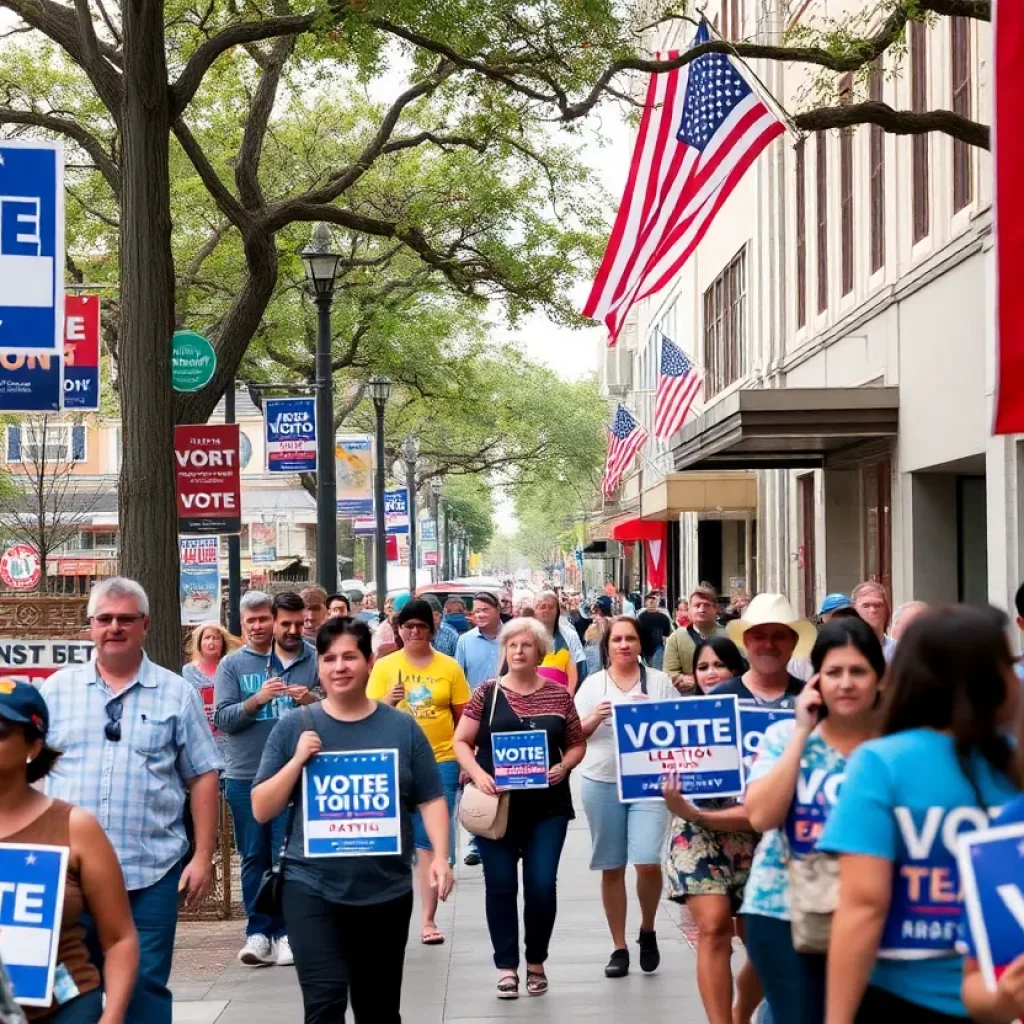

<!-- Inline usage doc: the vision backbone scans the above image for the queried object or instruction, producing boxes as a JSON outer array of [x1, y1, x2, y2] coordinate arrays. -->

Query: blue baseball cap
[[819, 593, 852, 616], [0, 679, 49, 736], [392, 591, 412, 613]]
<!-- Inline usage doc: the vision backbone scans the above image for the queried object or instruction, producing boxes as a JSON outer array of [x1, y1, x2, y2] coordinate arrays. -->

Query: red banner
[[385, 535, 399, 562], [174, 424, 241, 535]]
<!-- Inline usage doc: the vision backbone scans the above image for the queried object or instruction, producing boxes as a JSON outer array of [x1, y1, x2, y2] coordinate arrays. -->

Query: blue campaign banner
[[302, 749, 401, 857], [353, 487, 410, 535], [0, 141, 64, 354], [264, 397, 317, 473], [492, 729, 549, 790], [0, 843, 69, 1007], [613, 695, 743, 802], [739, 706, 795, 781], [958, 822, 1024, 990]]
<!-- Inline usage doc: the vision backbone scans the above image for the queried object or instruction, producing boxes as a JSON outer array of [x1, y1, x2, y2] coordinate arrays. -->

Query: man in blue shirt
[[455, 592, 502, 689], [425, 594, 459, 657]]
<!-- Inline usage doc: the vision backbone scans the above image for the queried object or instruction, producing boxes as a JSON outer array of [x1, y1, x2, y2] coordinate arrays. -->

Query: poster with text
[[174, 424, 241, 534], [179, 536, 221, 624], [336, 435, 373, 516], [264, 397, 316, 473]]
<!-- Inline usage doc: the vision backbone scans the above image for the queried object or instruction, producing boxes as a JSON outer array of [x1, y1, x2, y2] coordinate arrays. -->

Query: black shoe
[[463, 851, 481, 866], [638, 929, 660, 973], [604, 948, 629, 978]]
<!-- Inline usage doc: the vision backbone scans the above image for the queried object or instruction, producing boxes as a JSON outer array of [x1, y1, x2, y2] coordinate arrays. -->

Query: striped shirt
[[41, 653, 222, 890]]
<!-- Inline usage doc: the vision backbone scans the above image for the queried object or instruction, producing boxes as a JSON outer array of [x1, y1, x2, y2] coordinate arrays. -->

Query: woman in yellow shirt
[[367, 598, 470, 945]]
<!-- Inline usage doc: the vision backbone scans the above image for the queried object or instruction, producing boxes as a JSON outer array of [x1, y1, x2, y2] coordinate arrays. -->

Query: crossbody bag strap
[[278, 706, 317, 859], [639, 663, 648, 695]]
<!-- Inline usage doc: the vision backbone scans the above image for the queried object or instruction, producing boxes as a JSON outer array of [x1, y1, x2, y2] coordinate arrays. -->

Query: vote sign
[[492, 729, 549, 790], [303, 749, 401, 857], [613, 695, 743, 802], [958, 822, 1024, 990], [739, 706, 795, 781], [0, 843, 68, 1006], [786, 763, 845, 857], [264, 397, 317, 474], [174, 424, 241, 535]]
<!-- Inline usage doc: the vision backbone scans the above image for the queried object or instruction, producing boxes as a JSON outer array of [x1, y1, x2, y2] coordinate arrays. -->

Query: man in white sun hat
[[720, 593, 817, 708]]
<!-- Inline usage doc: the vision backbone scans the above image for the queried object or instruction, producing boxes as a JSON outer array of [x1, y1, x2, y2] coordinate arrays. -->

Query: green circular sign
[[171, 331, 217, 392]]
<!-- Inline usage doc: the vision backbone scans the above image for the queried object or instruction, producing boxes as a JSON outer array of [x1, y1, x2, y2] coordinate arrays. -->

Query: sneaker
[[238, 935, 275, 966], [463, 851, 481, 866], [604, 948, 629, 978], [638, 929, 660, 973], [275, 936, 294, 967]]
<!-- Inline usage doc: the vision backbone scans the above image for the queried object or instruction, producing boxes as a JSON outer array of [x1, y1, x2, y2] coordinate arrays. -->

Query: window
[[795, 139, 807, 328], [78, 530, 118, 551], [839, 76, 854, 296], [702, 247, 747, 398], [869, 61, 885, 273], [5, 424, 86, 463], [951, 17, 972, 212], [910, 21, 930, 243], [816, 132, 828, 313], [861, 457, 892, 599]]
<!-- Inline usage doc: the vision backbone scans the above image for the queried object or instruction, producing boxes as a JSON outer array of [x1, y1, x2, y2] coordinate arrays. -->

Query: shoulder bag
[[458, 683, 510, 840], [784, 834, 840, 954]]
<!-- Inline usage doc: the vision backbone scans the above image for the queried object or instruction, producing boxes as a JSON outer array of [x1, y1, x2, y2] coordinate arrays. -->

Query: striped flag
[[582, 20, 784, 344], [655, 335, 703, 439], [602, 405, 649, 498]]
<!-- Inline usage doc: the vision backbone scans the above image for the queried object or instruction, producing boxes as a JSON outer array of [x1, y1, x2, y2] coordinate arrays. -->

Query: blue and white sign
[[492, 729, 549, 790], [353, 487, 410, 535], [0, 843, 69, 1007], [613, 696, 743, 802], [958, 822, 1024, 990], [739, 706, 795, 780], [303, 749, 401, 857], [264, 397, 317, 474], [0, 141, 64, 354]]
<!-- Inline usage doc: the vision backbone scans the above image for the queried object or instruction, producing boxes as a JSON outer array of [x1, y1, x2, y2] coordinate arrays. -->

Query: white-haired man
[[42, 577, 222, 1024]]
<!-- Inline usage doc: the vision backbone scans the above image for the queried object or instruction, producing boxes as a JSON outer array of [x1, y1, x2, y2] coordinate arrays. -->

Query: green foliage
[[438, 474, 494, 550]]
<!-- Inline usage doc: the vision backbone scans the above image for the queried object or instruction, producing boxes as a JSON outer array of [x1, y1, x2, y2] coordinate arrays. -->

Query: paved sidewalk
[[171, 812, 713, 1023]]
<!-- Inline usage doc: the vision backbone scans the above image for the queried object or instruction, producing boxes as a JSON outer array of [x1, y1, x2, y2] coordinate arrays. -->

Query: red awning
[[611, 519, 665, 543]]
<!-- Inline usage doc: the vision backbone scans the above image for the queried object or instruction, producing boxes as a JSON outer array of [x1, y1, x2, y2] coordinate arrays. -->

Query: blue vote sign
[[738, 706, 795, 782], [613, 695, 743, 802], [492, 729, 549, 790], [303, 749, 401, 858], [0, 141, 64, 354], [0, 843, 69, 1006], [264, 397, 317, 474], [958, 822, 1024, 990]]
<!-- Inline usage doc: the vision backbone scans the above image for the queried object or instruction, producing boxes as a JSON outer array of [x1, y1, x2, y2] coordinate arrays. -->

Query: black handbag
[[252, 707, 314, 918]]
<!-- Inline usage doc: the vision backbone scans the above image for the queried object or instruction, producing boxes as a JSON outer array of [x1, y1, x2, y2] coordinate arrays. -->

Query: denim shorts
[[413, 758, 460, 856], [580, 776, 669, 869]]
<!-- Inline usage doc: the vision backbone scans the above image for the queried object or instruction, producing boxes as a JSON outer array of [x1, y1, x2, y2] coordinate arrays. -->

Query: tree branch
[[171, 117, 247, 227], [794, 101, 989, 149], [381, 131, 488, 156]]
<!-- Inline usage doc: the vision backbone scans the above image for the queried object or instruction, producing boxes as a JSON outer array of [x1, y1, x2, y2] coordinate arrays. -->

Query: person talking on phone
[[215, 591, 319, 968], [252, 619, 451, 1024], [739, 617, 885, 1024]]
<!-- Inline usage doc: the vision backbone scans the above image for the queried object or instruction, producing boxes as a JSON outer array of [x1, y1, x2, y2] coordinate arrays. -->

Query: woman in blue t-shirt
[[821, 604, 1022, 1023], [740, 617, 886, 1024]]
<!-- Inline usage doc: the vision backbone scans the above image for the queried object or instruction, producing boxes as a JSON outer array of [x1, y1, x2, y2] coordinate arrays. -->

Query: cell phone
[[809, 676, 828, 721]]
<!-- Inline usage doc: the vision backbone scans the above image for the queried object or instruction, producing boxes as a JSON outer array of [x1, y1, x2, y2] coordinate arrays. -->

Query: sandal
[[526, 970, 548, 996], [421, 927, 445, 946], [496, 973, 519, 1000]]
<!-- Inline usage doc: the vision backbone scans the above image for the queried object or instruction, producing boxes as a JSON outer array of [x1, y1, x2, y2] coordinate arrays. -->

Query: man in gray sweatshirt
[[214, 590, 318, 967]]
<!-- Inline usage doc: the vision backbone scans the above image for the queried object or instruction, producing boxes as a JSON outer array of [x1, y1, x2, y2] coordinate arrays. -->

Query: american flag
[[582, 21, 784, 344], [602, 405, 649, 498], [655, 335, 703, 439]]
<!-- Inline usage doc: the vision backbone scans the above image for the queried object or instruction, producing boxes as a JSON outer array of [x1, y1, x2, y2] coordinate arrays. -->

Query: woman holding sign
[[453, 617, 586, 999], [821, 606, 1021, 1024]]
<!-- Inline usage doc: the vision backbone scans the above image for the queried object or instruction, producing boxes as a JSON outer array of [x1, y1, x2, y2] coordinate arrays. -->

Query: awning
[[611, 519, 665, 542], [640, 472, 757, 519], [672, 387, 899, 470]]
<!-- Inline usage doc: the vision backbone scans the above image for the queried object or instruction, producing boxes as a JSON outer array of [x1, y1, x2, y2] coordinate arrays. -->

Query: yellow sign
[[336, 435, 374, 517]]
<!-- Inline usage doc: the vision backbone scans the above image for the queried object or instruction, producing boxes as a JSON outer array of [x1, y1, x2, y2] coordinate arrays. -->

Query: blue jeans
[[477, 814, 569, 969], [224, 777, 288, 938], [412, 759, 459, 864], [742, 913, 824, 1024], [46, 989, 104, 1024]]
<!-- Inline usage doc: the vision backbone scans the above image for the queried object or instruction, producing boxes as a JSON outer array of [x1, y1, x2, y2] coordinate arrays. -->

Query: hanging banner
[[336, 435, 374, 516], [179, 536, 221, 624], [421, 517, 437, 544], [0, 639, 95, 686], [250, 522, 278, 565], [353, 487, 409, 535], [264, 397, 317, 474], [174, 424, 241, 535]]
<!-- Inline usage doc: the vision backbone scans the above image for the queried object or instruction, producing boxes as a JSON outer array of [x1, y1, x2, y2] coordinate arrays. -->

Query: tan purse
[[458, 683, 511, 840], [787, 849, 840, 953]]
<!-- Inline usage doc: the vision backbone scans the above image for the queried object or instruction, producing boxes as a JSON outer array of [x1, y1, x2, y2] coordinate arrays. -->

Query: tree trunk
[[117, 1, 180, 668]]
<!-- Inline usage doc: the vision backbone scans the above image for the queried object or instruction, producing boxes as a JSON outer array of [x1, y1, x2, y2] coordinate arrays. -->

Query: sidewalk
[[171, 813, 713, 1023]]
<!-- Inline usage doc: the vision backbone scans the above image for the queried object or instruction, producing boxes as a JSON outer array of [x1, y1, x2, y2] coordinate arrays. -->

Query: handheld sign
[[613, 696, 743, 802], [0, 843, 69, 1007], [303, 749, 401, 858], [492, 729, 549, 790], [958, 822, 1024, 991], [739, 707, 795, 781]]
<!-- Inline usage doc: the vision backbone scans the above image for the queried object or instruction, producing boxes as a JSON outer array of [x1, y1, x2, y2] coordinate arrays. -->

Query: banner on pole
[[353, 487, 409, 535], [250, 522, 278, 564], [264, 397, 317, 473], [336, 435, 374, 516], [174, 424, 241, 535], [179, 536, 221, 624]]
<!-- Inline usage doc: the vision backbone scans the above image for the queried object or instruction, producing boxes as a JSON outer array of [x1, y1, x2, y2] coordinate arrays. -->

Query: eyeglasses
[[104, 700, 123, 742], [91, 613, 146, 627], [400, 622, 431, 634]]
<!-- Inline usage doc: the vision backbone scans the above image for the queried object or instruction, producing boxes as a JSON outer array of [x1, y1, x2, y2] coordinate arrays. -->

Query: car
[[415, 577, 503, 613]]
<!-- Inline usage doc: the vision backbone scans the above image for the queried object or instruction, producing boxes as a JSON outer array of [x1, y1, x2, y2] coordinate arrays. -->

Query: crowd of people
[[3, 573, 1024, 1024]]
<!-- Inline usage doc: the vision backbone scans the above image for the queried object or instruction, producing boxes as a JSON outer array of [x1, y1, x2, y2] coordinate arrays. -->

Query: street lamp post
[[402, 436, 419, 594], [430, 477, 443, 583], [369, 375, 392, 615], [301, 223, 341, 593]]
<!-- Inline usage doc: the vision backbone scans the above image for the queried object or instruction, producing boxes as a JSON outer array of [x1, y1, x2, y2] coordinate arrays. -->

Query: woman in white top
[[575, 616, 677, 979]]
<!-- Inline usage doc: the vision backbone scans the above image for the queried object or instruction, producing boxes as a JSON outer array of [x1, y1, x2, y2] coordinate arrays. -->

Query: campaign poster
[[174, 424, 241, 535], [250, 522, 277, 565], [179, 536, 221, 624], [613, 695, 743, 802], [353, 487, 410, 536], [264, 397, 316, 474], [785, 763, 846, 856], [739, 706, 795, 780], [0, 843, 69, 1006], [303, 749, 401, 857], [336, 435, 373, 516], [0, 640, 95, 686], [958, 822, 1024, 990], [492, 729, 549, 790]]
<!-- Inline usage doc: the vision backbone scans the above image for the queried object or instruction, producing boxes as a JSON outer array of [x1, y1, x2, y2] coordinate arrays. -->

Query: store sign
[[336, 435, 373, 516], [353, 487, 409, 535], [251, 522, 277, 565], [174, 424, 241, 535], [179, 536, 221, 624], [0, 544, 40, 591], [264, 397, 317, 474], [0, 640, 95, 686]]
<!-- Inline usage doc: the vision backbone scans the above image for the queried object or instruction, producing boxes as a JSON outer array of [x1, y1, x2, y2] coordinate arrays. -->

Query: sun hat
[[726, 593, 817, 660], [818, 592, 852, 616]]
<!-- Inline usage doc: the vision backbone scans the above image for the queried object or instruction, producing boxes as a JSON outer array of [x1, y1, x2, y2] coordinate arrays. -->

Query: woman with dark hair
[[575, 616, 677, 978], [821, 605, 1021, 1024], [690, 635, 748, 694], [0, 680, 138, 1023], [252, 619, 452, 1023]]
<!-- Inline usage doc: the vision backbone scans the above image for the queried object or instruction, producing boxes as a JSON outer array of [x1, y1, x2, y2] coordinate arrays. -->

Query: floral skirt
[[664, 814, 758, 911]]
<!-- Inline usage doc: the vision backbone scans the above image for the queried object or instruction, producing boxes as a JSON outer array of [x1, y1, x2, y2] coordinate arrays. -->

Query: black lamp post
[[430, 477, 443, 582], [369, 375, 392, 615], [402, 436, 419, 594], [300, 223, 341, 592]]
